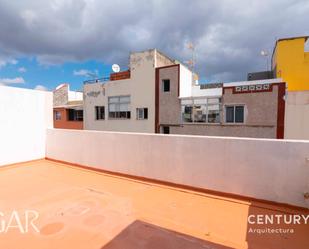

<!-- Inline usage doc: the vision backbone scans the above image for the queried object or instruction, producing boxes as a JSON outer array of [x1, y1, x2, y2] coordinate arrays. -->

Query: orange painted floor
[[0, 159, 308, 249]]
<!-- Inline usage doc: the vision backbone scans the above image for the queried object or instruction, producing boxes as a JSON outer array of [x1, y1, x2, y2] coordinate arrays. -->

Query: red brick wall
[[53, 108, 83, 130]]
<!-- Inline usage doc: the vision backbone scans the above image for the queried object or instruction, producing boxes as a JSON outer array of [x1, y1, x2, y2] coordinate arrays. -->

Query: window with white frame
[[136, 108, 148, 120], [181, 98, 221, 123], [54, 111, 61, 120], [108, 95, 131, 119], [225, 105, 244, 123], [95, 106, 105, 120]]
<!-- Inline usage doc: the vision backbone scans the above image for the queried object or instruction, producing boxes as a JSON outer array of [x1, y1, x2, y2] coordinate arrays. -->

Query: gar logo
[[0, 210, 40, 233]]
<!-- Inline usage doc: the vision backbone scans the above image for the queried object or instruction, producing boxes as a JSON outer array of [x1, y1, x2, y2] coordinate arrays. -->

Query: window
[[162, 126, 170, 134], [162, 79, 170, 92], [136, 108, 148, 120], [183, 106, 193, 122], [225, 105, 244, 123], [108, 95, 131, 119], [67, 109, 83, 121], [95, 106, 105, 120], [181, 98, 221, 123], [54, 111, 61, 120]]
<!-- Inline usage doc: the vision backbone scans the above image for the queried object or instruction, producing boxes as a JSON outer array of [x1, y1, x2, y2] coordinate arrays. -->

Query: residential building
[[83, 49, 286, 139], [83, 49, 193, 133], [53, 83, 83, 129], [156, 64, 286, 138], [271, 36, 309, 139], [272, 36, 309, 91]]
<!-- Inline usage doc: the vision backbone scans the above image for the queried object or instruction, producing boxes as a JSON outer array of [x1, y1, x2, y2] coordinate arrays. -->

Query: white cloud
[[34, 84, 48, 91], [0, 0, 308, 81], [0, 59, 18, 68], [0, 77, 25, 85], [18, 67, 27, 73], [73, 69, 97, 77]]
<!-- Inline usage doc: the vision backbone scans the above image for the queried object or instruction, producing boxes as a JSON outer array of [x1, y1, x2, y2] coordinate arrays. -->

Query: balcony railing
[[83, 77, 110, 85], [83, 70, 131, 84]]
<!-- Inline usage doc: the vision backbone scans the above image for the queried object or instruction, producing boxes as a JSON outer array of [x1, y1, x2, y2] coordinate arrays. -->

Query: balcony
[[110, 70, 130, 81], [0, 85, 308, 248], [83, 71, 131, 85]]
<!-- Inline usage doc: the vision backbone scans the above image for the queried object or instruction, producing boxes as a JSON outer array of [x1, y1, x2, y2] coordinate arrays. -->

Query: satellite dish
[[261, 50, 268, 56], [112, 64, 120, 73]]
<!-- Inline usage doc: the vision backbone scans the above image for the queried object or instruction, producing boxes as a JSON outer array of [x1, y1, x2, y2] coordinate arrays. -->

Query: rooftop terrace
[[0, 85, 308, 248], [0, 159, 308, 249]]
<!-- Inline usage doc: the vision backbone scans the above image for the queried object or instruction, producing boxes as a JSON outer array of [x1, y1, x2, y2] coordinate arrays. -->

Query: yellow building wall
[[273, 37, 309, 91]]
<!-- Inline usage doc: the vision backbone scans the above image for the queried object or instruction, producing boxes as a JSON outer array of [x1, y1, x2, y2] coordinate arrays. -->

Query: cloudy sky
[[0, 0, 308, 90]]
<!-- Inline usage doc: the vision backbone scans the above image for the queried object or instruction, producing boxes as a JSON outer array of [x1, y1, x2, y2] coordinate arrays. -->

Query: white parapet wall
[[0, 86, 53, 166], [46, 129, 309, 208]]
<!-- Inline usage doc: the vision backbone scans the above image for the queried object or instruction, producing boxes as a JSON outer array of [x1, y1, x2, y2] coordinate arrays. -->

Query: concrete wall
[[192, 85, 222, 97], [53, 84, 68, 106], [0, 86, 52, 166], [171, 124, 276, 138], [285, 90, 309, 139], [158, 65, 180, 125], [179, 64, 193, 98], [46, 129, 309, 208]]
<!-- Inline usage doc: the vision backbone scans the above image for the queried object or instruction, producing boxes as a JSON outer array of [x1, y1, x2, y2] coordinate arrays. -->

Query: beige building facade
[[284, 90, 309, 140], [83, 49, 183, 133]]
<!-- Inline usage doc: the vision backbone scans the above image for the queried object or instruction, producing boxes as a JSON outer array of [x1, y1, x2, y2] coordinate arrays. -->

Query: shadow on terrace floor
[[101, 220, 233, 249]]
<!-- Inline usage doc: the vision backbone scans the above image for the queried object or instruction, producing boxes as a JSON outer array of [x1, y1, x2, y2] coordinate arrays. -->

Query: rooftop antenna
[[185, 42, 199, 85], [186, 42, 196, 73], [112, 64, 120, 73], [261, 49, 269, 71]]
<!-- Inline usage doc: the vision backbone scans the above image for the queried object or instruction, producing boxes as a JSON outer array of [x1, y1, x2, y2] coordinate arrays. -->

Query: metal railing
[[83, 77, 110, 85]]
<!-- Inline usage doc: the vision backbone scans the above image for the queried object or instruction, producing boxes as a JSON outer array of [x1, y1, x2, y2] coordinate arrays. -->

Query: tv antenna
[[261, 50, 270, 71], [112, 64, 120, 73], [186, 42, 196, 73]]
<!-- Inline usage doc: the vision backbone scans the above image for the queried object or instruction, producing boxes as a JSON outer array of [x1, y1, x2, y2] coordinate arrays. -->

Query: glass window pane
[[144, 108, 148, 119], [226, 106, 234, 123], [109, 97, 119, 103], [138, 109, 143, 119], [193, 105, 207, 122], [182, 105, 193, 122], [207, 98, 220, 104], [119, 103, 129, 111], [109, 103, 116, 112], [120, 96, 130, 103], [235, 106, 244, 123], [208, 104, 220, 111], [163, 79, 170, 92], [181, 99, 193, 105], [194, 98, 207, 105], [208, 110, 220, 123]]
